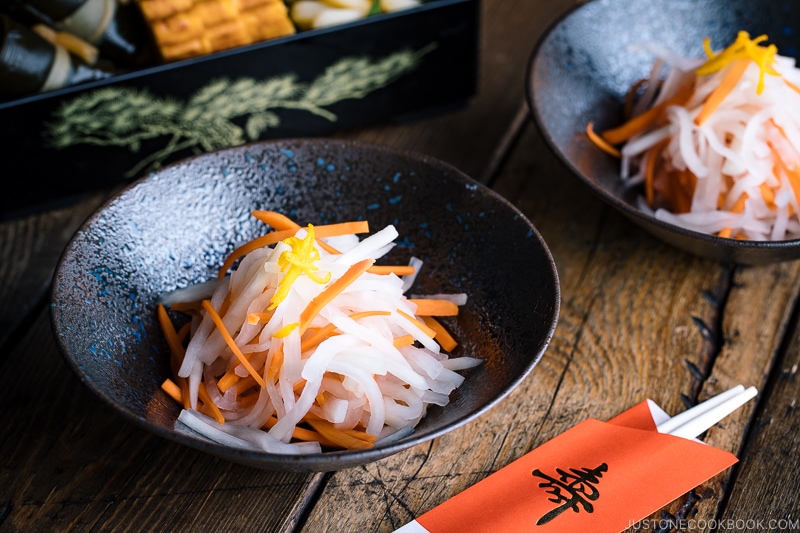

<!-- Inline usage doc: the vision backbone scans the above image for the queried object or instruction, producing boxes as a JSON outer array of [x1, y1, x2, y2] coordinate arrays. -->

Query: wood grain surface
[[2, 0, 800, 532]]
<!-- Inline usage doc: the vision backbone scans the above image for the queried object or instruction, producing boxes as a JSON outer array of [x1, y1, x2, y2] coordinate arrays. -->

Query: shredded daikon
[[589, 31, 800, 240], [158, 212, 482, 454]]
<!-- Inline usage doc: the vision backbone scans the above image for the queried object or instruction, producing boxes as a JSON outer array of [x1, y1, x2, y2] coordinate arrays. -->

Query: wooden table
[[2, 0, 799, 531]]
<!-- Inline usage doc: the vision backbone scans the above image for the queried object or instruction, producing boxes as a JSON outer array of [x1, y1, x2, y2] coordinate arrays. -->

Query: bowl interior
[[527, 0, 800, 263], [51, 138, 560, 471]]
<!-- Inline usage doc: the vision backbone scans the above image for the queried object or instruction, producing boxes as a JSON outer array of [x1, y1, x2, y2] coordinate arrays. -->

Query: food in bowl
[[158, 209, 482, 454], [587, 31, 800, 241]]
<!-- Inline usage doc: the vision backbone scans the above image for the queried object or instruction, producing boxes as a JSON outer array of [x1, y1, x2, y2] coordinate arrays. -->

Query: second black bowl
[[527, 0, 800, 264]]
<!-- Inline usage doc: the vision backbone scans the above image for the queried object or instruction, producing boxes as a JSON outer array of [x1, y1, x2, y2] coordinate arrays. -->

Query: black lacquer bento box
[[0, 0, 479, 218]]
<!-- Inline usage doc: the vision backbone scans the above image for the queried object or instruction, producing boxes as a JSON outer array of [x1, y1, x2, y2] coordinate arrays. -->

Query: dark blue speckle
[[367, 203, 380, 210], [389, 195, 402, 205], [281, 148, 294, 158]]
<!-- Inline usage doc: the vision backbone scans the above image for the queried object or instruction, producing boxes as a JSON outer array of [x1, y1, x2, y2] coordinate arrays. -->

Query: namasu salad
[[157, 210, 481, 454]]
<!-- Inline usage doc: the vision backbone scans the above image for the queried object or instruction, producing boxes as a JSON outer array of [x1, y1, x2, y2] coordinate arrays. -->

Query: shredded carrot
[[201, 299, 266, 388], [586, 122, 621, 158], [251, 210, 301, 230], [420, 316, 458, 352], [784, 78, 800, 95], [298, 258, 375, 335], [217, 370, 239, 394], [695, 59, 751, 126], [304, 414, 376, 450], [299, 310, 391, 352], [247, 311, 273, 325], [408, 298, 459, 316], [600, 77, 694, 145], [393, 334, 415, 348], [262, 415, 340, 448], [367, 265, 416, 276], [161, 378, 182, 403], [760, 182, 777, 209], [157, 303, 185, 375], [217, 228, 297, 279], [718, 193, 749, 238]]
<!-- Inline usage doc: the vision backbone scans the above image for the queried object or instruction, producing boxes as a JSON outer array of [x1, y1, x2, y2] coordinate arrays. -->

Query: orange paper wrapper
[[407, 400, 737, 533]]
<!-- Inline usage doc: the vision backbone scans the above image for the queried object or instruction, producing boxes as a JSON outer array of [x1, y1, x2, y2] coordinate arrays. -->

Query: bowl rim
[[50, 137, 561, 471]]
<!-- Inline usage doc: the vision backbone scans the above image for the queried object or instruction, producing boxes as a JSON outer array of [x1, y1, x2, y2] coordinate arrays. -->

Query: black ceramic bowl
[[50, 138, 560, 472], [527, 0, 800, 264]]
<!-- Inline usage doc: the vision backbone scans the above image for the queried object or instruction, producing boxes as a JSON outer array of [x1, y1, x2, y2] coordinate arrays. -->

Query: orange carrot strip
[[262, 415, 340, 448], [420, 316, 458, 352], [161, 378, 182, 403], [731, 193, 749, 212], [366, 265, 416, 276], [299, 310, 391, 352], [313, 221, 370, 238], [393, 334, 415, 348], [238, 394, 259, 409], [217, 371, 239, 394], [586, 122, 622, 157], [235, 375, 258, 394], [397, 309, 437, 338], [771, 143, 800, 206], [760, 182, 777, 209], [601, 78, 694, 145], [251, 210, 301, 230], [157, 303, 185, 375], [623, 78, 648, 118], [408, 298, 460, 316], [298, 258, 375, 335], [217, 228, 297, 279], [719, 193, 749, 238], [695, 59, 751, 126], [201, 299, 266, 388], [179, 377, 191, 409], [267, 348, 284, 381], [300, 325, 338, 352], [785, 78, 800, 95], [304, 415, 375, 450], [247, 311, 273, 325], [197, 381, 225, 424]]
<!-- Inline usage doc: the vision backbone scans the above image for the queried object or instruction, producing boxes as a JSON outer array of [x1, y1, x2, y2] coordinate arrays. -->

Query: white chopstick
[[657, 384, 758, 439]]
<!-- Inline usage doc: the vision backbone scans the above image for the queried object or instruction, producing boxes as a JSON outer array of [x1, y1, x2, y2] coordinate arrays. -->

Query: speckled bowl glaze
[[527, 0, 800, 264], [50, 138, 560, 472]]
